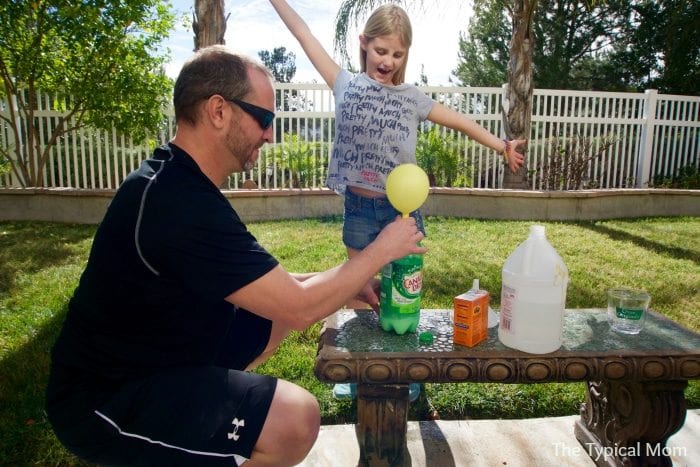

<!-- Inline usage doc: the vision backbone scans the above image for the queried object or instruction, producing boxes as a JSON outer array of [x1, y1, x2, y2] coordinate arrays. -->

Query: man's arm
[[292, 272, 380, 311], [226, 216, 426, 330], [268, 0, 341, 87]]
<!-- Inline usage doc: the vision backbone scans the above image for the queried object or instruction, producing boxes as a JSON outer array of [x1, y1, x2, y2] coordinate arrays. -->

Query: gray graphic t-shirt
[[326, 70, 435, 194]]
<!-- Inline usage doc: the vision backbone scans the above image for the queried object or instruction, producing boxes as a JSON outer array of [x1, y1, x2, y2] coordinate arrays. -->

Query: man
[[46, 45, 426, 466]]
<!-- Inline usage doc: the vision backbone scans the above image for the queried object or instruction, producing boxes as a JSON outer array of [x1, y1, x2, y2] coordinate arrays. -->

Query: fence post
[[637, 89, 658, 188]]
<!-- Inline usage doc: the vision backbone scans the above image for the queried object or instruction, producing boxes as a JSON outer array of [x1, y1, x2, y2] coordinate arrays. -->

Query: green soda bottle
[[379, 253, 423, 335]]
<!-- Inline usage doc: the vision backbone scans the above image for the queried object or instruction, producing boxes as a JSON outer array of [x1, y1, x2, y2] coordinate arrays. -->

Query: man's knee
[[254, 382, 320, 464], [280, 389, 320, 460]]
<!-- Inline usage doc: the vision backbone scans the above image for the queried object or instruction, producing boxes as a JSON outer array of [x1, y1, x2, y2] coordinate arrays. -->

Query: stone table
[[314, 308, 700, 467]]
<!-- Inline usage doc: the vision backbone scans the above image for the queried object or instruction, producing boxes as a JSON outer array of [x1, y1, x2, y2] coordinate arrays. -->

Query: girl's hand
[[504, 139, 526, 173]]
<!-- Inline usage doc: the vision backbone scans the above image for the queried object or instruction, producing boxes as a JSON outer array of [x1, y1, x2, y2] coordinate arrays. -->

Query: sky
[[164, 0, 473, 85]]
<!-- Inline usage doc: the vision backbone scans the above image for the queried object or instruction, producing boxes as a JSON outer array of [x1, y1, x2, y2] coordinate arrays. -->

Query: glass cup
[[607, 288, 651, 334]]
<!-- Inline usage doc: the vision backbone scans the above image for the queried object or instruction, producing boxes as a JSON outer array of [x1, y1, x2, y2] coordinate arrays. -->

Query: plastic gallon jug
[[498, 225, 568, 353], [379, 253, 423, 335]]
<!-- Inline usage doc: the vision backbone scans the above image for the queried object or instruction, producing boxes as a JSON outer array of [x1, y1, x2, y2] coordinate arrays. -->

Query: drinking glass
[[607, 288, 650, 335]]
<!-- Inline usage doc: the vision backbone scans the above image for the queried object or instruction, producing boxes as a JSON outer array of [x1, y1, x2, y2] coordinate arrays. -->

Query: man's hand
[[349, 277, 381, 312], [369, 216, 427, 265]]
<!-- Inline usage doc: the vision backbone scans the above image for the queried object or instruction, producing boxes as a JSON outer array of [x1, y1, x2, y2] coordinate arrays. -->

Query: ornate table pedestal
[[575, 379, 689, 467], [314, 309, 700, 467]]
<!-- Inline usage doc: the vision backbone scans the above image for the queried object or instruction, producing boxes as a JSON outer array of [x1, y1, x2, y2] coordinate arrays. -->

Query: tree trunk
[[503, 0, 536, 189], [192, 0, 228, 50]]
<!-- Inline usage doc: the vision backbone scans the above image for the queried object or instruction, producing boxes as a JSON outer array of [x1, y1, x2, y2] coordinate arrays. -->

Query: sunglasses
[[227, 98, 275, 130]]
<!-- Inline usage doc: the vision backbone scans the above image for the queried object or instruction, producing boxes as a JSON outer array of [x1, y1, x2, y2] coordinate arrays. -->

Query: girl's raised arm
[[427, 103, 526, 173], [269, 0, 341, 87]]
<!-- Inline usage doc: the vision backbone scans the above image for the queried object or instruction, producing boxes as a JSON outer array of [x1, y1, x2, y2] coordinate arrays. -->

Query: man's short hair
[[173, 45, 273, 125]]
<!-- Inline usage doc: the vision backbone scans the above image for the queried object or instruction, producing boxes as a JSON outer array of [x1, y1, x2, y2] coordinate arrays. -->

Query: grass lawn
[[1, 217, 698, 465]]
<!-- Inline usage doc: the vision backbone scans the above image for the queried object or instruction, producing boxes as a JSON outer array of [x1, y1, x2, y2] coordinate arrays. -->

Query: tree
[[192, 0, 228, 50], [258, 47, 297, 83], [259, 46, 297, 138], [257, 46, 322, 143], [0, 0, 174, 187], [455, 1, 633, 90], [457, 0, 699, 95], [453, 0, 510, 88], [502, 0, 536, 188], [603, 0, 700, 96], [532, 1, 629, 90]]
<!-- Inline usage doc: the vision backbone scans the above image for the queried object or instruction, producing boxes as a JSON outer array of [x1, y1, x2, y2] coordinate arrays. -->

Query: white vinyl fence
[[1, 84, 698, 190]]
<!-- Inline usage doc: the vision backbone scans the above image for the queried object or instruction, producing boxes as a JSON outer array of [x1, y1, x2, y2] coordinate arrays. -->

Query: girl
[[269, 0, 525, 260]]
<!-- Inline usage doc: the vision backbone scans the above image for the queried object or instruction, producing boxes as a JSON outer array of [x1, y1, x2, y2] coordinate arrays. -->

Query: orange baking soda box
[[453, 279, 490, 347]]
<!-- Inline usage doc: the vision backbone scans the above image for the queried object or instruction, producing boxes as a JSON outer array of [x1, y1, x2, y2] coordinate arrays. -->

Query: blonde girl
[[270, 1, 525, 261]]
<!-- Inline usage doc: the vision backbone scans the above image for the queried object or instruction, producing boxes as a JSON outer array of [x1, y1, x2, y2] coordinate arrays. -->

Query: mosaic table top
[[314, 309, 700, 384]]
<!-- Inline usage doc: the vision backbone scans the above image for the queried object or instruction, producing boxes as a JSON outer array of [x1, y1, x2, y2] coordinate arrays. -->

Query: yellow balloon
[[386, 163, 430, 217]]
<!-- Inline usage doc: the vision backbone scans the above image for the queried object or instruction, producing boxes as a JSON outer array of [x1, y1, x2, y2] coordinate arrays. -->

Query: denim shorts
[[342, 189, 426, 251]]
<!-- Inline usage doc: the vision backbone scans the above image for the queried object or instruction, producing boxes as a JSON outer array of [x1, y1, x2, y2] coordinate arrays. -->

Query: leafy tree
[[258, 47, 297, 83], [602, 0, 700, 96], [455, 0, 698, 95], [257, 46, 322, 147], [454, 0, 510, 87], [415, 64, 429, 86], [0, 0, 174, 187], [455, 0, 631, 89], [533, 0, 629, 89]]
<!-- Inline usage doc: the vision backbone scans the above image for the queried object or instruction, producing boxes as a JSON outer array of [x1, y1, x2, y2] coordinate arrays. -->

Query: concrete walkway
[[298, 409, 699, 467]]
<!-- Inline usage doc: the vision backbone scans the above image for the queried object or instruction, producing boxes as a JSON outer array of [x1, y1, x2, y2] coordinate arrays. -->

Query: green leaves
[[258, 47, 297, 84], [416, 126, 471, 187], [0, 0, 175, 186]]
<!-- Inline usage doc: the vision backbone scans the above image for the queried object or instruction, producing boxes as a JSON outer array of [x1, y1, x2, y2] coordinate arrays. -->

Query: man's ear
[[204, 95, 229, 130]]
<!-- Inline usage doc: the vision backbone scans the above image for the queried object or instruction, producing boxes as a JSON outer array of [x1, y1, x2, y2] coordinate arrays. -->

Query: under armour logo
[[227, 417, 245, 441]]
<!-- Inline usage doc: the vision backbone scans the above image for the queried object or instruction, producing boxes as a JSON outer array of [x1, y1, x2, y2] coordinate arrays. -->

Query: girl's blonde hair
[[360, 4, 412, 85]]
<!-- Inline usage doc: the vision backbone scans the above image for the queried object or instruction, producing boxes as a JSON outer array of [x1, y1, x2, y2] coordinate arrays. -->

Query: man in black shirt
[[46, 45, 426, 466]]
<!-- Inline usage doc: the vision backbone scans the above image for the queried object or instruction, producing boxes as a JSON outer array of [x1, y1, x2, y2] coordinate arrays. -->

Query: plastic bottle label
[[397, 270, 422, 298], [380, 255, 423, 334], [390, 270, 422, 311], [499, 284, 515, 332]]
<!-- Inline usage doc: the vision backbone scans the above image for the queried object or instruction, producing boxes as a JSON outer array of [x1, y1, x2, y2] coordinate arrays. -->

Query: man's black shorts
[[47, 310, 277, 466]]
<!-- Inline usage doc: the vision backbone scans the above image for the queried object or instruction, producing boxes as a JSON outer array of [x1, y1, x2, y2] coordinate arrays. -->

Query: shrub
[[416, 126, 473, 187], [255, 134, 330, 188], [536, 134, 617, 190], [652, 165, 700, 189]]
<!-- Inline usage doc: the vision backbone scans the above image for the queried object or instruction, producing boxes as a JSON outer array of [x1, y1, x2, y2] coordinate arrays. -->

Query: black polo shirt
[[50, 143, 279, 383]]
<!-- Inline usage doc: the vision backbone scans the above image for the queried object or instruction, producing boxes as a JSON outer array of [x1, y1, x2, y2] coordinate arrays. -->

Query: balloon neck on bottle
[[402, 213, 409, 218]]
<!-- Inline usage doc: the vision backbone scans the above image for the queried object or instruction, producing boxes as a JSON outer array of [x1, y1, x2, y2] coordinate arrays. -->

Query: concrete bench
[[314, 308, 700, 467]]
